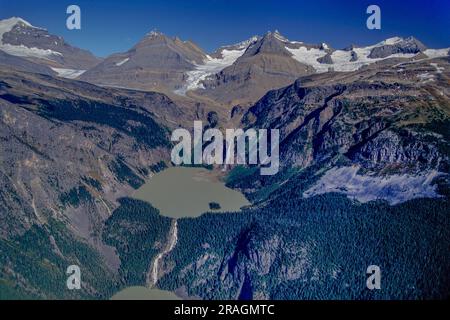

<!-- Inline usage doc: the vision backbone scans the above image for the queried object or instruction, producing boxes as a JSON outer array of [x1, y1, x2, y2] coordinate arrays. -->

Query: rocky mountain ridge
[[2, 17, 449, 106]]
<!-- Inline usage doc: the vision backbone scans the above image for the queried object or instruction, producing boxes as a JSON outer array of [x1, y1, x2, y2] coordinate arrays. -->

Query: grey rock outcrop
[[317, 53, 333, 64], [368, 36, 427, 59]]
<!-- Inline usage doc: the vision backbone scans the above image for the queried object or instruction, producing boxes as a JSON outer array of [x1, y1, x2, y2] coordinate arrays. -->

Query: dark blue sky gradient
[[1, 0, 449, 57]]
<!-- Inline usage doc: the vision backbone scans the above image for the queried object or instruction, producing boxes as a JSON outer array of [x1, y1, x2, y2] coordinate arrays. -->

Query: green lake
[[132, 166, 250, 218]]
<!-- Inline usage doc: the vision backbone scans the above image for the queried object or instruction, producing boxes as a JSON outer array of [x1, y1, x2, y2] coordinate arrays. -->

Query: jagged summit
[[209, 35, 259, 59], [229, 35, 260, 50], [264, 30, 287, 40], [264, 30, 289, 42], [136, 29, 171, 47], [146, 29, 164, 37], [242, 30, 294, 57]]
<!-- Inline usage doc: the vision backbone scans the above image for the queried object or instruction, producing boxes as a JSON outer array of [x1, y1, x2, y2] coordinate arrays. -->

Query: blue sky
[[1, 0, 449, 57]]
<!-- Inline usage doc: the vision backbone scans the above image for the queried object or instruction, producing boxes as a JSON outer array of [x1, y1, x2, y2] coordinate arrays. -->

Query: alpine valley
[[0, 17, 449, 300]]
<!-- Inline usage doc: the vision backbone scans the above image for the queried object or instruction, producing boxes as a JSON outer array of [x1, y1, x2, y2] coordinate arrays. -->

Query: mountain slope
[[0, 50, 56, 75], [0, 68, 189, 244], [233, 54, 450, 205], [155, 193, 449, 299]]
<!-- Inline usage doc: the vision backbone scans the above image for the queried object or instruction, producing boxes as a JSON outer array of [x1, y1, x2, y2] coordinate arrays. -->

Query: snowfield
[[286, 46, 329, 72], [171, 32, 449, 95], [303, 166, 442, 205], [287, 37, 418, 73], [424, 48, 450, 59]]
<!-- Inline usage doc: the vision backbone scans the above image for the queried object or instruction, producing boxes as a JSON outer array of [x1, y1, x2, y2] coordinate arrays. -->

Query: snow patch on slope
[[417, 72, 435, 83], [115, 57, 129, 66], [51, 67, 85, 79], [272, 30, 289, 42], [1, 43, 62, 59], [430, 63, 444, 74], [303, 166, 442, 205]]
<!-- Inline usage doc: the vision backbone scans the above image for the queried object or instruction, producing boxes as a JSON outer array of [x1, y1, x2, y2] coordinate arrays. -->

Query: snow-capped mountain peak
[[0, 17, 62, 60], [320, 43, 330, 50], [0, 17, 37, 43], [0, 16, 100, 74]]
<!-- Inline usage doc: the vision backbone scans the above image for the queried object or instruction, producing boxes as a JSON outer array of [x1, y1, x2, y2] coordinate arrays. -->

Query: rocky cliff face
[[242, 56, 450, 177], [0, 69, 185, 246]]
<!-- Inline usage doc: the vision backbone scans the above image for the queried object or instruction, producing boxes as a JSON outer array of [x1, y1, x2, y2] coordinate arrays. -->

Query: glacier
[[303, 165, 443, 205]]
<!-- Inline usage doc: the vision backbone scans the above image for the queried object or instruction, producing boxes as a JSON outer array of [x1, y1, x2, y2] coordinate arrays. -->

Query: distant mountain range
[[1, 17, 449, 105]]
